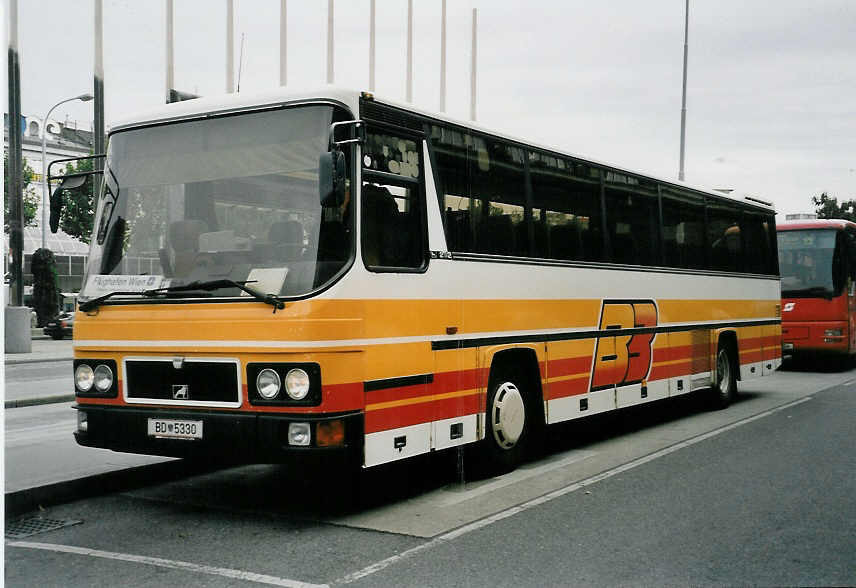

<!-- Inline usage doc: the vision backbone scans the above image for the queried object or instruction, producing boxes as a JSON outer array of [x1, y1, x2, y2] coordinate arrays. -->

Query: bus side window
[[362, 181, 425, 270]]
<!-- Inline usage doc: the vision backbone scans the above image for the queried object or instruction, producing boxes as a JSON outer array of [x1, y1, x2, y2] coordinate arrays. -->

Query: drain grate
[[5, 516, 82, 539]]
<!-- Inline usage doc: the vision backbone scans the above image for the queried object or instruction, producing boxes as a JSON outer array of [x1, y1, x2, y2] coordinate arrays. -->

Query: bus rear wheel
[[711, 341, 737, 409]]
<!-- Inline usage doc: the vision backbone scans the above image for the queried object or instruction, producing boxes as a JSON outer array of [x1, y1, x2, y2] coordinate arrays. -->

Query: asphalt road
[[5, 361, 72, 394], [5, 367, 855, 587], [346, 383, 855, 587]]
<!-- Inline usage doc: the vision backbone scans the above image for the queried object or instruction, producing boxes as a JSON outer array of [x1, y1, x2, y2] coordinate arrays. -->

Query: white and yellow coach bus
[[56, 87, 781, 473]]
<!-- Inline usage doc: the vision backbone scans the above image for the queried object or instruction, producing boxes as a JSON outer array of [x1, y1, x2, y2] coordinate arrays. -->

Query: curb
[[4, 356, 74, 366], [5, 458, 223, 519], [5, 394, 76, 409]]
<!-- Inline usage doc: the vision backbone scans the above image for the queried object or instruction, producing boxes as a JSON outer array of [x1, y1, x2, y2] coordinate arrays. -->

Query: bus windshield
[[778, 229, 843, 298], [80, 104, 353, 305]]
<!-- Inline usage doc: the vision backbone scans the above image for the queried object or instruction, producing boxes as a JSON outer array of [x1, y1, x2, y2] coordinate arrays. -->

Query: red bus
[[777, 219, 856, 359]]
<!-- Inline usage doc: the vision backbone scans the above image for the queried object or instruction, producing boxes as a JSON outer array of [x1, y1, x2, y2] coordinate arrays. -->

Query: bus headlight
[[75, 364, 95, 393], [93, 364, 114, 393], [256, 369, 282, 399], [285, 368, 310, 400], [247, 363, 320, 406], [824, 328, 843, 337]]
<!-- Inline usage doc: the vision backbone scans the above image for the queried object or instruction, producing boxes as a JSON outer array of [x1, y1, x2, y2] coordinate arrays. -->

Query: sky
[[4, 0, 855, 216]]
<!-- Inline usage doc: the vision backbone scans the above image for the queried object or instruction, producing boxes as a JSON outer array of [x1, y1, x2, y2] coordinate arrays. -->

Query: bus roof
[[777, 218, 856, 231], [109, 85, 774, 212]]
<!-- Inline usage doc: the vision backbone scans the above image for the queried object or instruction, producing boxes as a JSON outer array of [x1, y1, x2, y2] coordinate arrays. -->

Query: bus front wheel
[[476, 366, 532, 475]]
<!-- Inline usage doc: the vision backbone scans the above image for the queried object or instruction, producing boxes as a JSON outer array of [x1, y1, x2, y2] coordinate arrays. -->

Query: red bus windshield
[[778, 229, 844, 298]]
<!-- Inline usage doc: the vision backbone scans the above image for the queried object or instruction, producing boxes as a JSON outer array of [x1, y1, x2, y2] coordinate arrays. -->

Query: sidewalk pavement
[[5, 337, 75, 365], [3, 335, 221, 518], [5, 338, 75, 408]]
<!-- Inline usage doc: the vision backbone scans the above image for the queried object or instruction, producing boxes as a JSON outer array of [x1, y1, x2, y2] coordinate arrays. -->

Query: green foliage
[[31, 247, 60, 327], [812, 192, 856, 221], [3, 152, 40, 232], [58, 157, 96, 243]]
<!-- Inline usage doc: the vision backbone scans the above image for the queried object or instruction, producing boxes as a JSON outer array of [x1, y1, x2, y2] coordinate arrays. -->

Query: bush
[[31, 248, 60, 327]]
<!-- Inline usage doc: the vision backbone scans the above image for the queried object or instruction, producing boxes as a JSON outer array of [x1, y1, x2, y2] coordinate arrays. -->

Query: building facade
[[4, 113, 93, 302]]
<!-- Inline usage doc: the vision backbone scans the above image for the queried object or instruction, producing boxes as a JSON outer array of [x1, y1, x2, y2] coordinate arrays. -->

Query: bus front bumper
[[73, 405, 363, 464], [782, 320, 849, 356]]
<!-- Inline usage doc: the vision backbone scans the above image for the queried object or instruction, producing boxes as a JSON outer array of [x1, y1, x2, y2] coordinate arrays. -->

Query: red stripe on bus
[[365, 392, 481, 433]]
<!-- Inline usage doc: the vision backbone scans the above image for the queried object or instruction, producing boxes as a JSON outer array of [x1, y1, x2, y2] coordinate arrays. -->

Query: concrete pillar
[[5, 306, 33, 353]]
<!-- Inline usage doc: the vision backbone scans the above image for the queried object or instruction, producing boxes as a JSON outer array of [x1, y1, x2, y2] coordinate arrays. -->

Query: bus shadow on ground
[[779, 356, 855, 373], [129, 389, 744, 520]]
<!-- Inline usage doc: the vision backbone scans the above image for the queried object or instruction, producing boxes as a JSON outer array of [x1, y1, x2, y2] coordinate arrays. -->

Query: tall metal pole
[[440, 0, 446, 111], [326, 0, 334, 84], [280, 0, 287, 86], [369, 0, 375, 90], [165, 0, 174, 102], [94, 0, 105, 198], [470, 8, 477, 121], [678, 0, 689, 181], [406, 0, 413, 102], [226, 0, 235, 92], [8, 0, 24, 306]]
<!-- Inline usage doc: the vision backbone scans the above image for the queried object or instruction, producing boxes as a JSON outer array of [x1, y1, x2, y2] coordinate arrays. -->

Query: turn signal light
[[316, 420, 345, 447]]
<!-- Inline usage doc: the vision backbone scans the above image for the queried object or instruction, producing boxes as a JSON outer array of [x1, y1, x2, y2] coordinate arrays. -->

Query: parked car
[[43, 312, 74, 340]]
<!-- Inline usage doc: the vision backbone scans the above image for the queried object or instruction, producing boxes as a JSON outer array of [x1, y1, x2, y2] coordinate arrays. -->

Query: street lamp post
[[41, 93, 94, 249]]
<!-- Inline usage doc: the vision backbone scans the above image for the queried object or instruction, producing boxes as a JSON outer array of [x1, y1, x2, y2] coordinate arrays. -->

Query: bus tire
[[711, 340, 737, 409], [477, 365, 532, 475]]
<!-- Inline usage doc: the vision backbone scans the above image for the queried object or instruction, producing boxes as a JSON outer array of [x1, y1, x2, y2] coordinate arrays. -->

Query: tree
[[812, 192, 856, 221], [58, 157, 96, 243], [31, 247, 60, 327], [3, 152, 41, 233]]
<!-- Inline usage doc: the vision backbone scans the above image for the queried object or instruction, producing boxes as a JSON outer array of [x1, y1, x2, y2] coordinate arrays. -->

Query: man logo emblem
[[172, 385, 189, 400]]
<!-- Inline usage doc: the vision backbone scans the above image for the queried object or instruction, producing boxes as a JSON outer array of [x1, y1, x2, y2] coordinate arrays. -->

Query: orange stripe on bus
[[366, 388, 479, 412]]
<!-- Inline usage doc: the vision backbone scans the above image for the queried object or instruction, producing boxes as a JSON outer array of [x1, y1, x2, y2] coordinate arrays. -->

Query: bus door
[[846, 230, 856, 353], [419, 136, 479, 453], [360, 123, 456, 465]]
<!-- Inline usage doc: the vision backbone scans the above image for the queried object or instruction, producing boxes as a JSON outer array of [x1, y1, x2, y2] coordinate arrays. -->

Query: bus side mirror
[[319, 150, 346, 207], [49, 175, 88, 233]]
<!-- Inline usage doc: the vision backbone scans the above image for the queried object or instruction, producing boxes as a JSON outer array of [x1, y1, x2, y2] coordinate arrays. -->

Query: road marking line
[[6, 541, 328, 588], [335, 396, 813, 585]]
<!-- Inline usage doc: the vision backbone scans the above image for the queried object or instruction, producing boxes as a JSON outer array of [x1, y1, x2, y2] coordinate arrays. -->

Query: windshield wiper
[[143, 279, 286, 312], [78, 290, 157, 312], [79, 279, 285, 312]]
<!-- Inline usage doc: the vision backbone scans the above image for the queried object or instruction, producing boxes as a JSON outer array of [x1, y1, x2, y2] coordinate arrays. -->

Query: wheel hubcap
[[491, 382, 525, 449], [717, 350, 731, 396]]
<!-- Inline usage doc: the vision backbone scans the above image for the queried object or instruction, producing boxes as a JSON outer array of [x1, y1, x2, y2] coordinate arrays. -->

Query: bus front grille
[[124, 358, 241, 406]]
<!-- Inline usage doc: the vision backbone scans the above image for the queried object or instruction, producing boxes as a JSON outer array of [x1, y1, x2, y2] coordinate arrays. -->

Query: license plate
[[783, 343, 794, 351], [147, 418, 203, 440]]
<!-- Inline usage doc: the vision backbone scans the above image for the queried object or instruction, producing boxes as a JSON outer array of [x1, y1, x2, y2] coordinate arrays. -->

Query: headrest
[[169, 220, 209, 251], [363, 184, 398, 216]]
